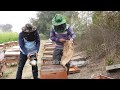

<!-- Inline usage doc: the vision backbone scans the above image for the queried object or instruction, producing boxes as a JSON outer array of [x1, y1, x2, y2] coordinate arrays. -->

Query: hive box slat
[[5, 52, 20, 56]]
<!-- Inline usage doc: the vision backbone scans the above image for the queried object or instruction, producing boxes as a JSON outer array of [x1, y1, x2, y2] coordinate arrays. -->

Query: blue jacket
[[18, 31, 40, 55]]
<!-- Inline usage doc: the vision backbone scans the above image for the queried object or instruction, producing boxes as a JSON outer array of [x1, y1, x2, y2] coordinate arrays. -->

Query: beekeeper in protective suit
[[50, 14, 76, 68], [16, 23, 40, 79]]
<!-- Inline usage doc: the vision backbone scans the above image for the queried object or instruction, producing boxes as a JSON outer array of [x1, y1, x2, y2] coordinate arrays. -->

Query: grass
[[0, 32, 48, 44], [0, 32, 18, 44], [106, 57, 114, 66]]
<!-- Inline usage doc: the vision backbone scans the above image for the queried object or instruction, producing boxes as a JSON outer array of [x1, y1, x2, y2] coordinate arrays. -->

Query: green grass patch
[[0, 32, 18, 44]]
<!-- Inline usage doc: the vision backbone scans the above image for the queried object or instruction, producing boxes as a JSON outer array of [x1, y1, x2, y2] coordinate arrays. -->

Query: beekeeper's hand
[[59, 38, 66, 43], [27, 53, 30, 59]]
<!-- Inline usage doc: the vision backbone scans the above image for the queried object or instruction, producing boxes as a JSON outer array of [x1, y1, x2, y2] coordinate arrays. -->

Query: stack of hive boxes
[[5, 46, 20, 64], [40, 41, 67, 79]]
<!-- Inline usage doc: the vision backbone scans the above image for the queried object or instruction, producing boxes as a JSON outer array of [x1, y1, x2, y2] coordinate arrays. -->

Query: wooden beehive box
[[7, 46, 20, 52], [5, 51, 20, 64], [42, 55, 53, 65], [44, 46, 55, 51], [42, 41, 55, 65], [40, 65, 67, 79]]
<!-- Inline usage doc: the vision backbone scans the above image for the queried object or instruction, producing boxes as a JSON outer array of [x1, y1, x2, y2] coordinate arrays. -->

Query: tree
[[30, 11, 79, 37], [0, 24, 12, 32]]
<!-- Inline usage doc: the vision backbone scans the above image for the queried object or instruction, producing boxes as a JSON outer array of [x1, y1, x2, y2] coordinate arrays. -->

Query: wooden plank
[[106, 64, 120, 71], [44, 42, 55, 45], [5, 52, 20, 56], [11, 46, 19, 49], [42, 55, 53, 59], [69, 67, 80, 74], [6, 48, 19, 52], [42, 60, 53, 65], [5, 59, 19, 63], [44, 45, 55, 48], [44, 47, 55, 51], [5, 56, 19, 60], [43, 51, 54, 55], [44, 43, 54, 47], [42, 56, 52, 60], [6, 46, 20, 52], [45, 43, 54, 45], [10, 41, 18, 46], [44, 44, 55, 46], [45, 41, 54, 43], [0, 44, 4, 46]]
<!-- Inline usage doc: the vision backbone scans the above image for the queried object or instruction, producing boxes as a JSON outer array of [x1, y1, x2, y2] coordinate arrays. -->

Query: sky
[[0, 11, 37, 33]]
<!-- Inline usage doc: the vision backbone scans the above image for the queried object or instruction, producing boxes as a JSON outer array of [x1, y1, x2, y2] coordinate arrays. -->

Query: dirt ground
[[68, 54, 120, 79], [1, 40, 120, 79]]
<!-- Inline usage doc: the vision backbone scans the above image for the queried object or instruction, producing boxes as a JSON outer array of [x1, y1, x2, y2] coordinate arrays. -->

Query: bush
[[75, 11, 120, 60]]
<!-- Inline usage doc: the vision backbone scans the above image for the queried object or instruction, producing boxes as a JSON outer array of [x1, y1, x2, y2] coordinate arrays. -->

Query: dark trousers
[[53, 48, 63, 64], [16, 52, 38, 79], [53, 48, 70, 74]]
